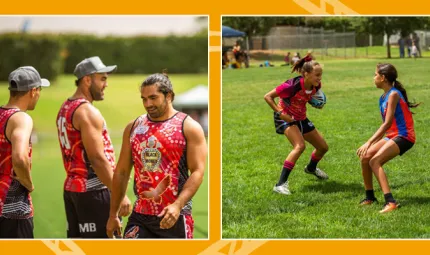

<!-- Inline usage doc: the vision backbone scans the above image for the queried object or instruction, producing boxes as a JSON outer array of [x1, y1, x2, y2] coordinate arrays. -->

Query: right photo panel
[[222, 16, 429, 238]]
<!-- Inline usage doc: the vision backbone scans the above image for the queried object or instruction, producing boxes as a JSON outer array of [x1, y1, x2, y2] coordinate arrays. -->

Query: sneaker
[[304, 166, 329, 180], [273, 182, 291, 195], [379, 202, 399, 213], [359, 197, 378, 205]]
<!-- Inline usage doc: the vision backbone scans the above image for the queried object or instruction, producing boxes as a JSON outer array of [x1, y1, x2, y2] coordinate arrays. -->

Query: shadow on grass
[[301, 180, 363, 194], [398, 196, 430, 206]]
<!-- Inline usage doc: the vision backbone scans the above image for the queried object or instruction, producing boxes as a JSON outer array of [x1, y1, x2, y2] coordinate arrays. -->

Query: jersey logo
[[141, 135, 162, 172], [124, 226, 140, 239], [135, 125, 149, 135], [141, 174, 171, 204]]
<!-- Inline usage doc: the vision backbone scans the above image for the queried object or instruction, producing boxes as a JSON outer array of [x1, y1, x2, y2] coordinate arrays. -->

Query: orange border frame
[[2, 1, 430, 254]]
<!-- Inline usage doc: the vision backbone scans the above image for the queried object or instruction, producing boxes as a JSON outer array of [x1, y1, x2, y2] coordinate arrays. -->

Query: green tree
[[360, 17, 427, 58], [222, 17, 279, 38]]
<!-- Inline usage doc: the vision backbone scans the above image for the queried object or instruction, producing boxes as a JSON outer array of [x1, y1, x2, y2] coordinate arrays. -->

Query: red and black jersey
[[56, 99, 115, 193], [130, 112, 191, 216], [0, 107, 33, 219], [276, 76, 321, 121]]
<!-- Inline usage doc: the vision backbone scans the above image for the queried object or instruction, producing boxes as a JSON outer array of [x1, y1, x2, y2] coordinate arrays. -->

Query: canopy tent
[[222, 26, 250, 68], [222, 26, 245, 37], [173, 85, 208, 109], [173, 85, 208, 135]]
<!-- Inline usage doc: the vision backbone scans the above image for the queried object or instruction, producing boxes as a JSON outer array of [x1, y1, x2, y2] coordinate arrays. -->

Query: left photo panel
[[0, 15, 209, 239]]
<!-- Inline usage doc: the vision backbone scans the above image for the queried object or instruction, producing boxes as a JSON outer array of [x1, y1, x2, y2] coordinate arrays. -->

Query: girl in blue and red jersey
[[357, 63, 419, 213], [264, 54, 329, 196]]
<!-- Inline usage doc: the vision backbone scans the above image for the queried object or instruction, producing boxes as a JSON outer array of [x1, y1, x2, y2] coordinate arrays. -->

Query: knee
[[360, 154, 371, 164], [293, 143, 306, 153], [319, 144, 329, 154], [369, 157, 381, 170]]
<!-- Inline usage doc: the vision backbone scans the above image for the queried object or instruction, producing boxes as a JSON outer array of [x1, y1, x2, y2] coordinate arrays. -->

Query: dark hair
[[75, 78, 81, 86], [140, 69, 175, 101], [291, 53, 320, 74], [376, 63, 420, 108], [10, 90, 28, 98]]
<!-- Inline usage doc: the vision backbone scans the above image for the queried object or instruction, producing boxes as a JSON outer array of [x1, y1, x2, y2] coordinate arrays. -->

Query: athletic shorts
[[63, 188, 111, 238], [274, 112, 315, 135], [0, 216, 33, 238], [123, 211, 194, 239], [385, 136, 414, 156]]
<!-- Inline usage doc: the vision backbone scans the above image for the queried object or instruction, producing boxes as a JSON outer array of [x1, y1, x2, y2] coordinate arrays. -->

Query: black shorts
[[274, 112, 315, 135], [0, 216, 33, 238], [391, 136, 414, 156], [123, 211, 194, 239], [64, 189, 111, 238]]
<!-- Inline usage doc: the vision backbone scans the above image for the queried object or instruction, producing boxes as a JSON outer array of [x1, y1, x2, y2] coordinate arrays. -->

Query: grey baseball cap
[[73, 56, 117, 79], [8, 66, 50, 92]]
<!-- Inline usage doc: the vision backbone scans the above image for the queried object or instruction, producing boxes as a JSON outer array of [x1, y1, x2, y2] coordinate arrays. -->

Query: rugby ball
[[309, 90, 326, 108]]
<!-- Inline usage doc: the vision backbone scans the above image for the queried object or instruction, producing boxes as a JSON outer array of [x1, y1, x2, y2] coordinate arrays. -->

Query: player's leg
[[16, 218, 34, 238], [273, 124, 306, 195], [76, 189, 110, 238], [0, 217, 33, 238], [370, 137, 414, 213], [123, 213, 158, 239], [302, 119, 328, 180], [64, 191, 80, 238], [151, 214, 190, 239], [0, 217, 18, 238], [358, 138, 387, 205]]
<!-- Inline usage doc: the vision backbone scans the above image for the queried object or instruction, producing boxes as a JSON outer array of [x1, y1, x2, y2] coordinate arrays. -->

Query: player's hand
[[279, 113, 294, 123], [158, 202, 181, 229], [357, 142, 371, 158], [106, 216, 122, 238], [12, 175, 34, 192], [118, 196, 132, 217]]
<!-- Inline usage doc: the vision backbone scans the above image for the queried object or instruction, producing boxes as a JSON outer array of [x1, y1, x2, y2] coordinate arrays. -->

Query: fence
[[248, 27, 361, 61]]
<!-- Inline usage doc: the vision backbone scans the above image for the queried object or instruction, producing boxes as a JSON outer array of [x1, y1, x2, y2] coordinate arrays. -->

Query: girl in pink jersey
[[264, 54, 329, 195], [357, 63, 419, 213]]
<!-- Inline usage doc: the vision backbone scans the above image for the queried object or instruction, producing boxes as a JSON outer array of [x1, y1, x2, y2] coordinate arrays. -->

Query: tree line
[[223, 17, 430, 58]]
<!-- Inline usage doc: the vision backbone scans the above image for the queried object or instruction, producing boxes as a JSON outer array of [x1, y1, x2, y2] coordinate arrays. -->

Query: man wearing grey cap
[[0, 66, 50, 238], [56, 56, 131, 238]]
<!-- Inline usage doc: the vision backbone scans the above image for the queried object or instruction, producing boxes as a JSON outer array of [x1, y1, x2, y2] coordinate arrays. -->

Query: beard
[[146, 99, 168, 119], [90, 81, 104, 101]]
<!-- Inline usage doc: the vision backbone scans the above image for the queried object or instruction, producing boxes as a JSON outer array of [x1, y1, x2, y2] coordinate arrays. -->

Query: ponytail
[[393, 80, 420, 108], [291, 53, 319, 74]]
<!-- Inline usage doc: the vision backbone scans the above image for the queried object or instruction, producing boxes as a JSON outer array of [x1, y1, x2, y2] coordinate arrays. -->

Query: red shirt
[[130, 112, 191, 216], [276, 76, 321, 121], [56, 99, 115, 192], [0, 107, 33, 219]]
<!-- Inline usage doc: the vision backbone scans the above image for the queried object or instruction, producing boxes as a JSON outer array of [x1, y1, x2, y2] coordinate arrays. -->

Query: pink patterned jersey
[[0, 107, 33, 219], [56, 99, 115, 192], [275, 76, 321, 121], [130, 112, 191, 216]]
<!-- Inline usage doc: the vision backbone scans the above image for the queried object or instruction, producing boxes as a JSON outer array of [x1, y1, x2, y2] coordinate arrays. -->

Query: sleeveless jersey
[[56, 99, 115, 192], [275, 76, 321, 121], [0, 107, 33, 219], [130, 112, 191, 216], [379, 87, 416, 143]]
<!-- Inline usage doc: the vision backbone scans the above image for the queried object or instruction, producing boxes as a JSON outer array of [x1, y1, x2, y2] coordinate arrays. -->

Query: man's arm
[[158, 116, 207, 229], [6, 112, 34, 192], [74, 104, 131, 218], [107, 120, 135, 238], [74, 104, 114, 190], [109, 120, 134, 217]]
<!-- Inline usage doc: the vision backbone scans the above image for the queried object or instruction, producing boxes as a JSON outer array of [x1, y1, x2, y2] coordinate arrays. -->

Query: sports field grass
[[0, 73, 208, 238], [222, 58, 430, 238]]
